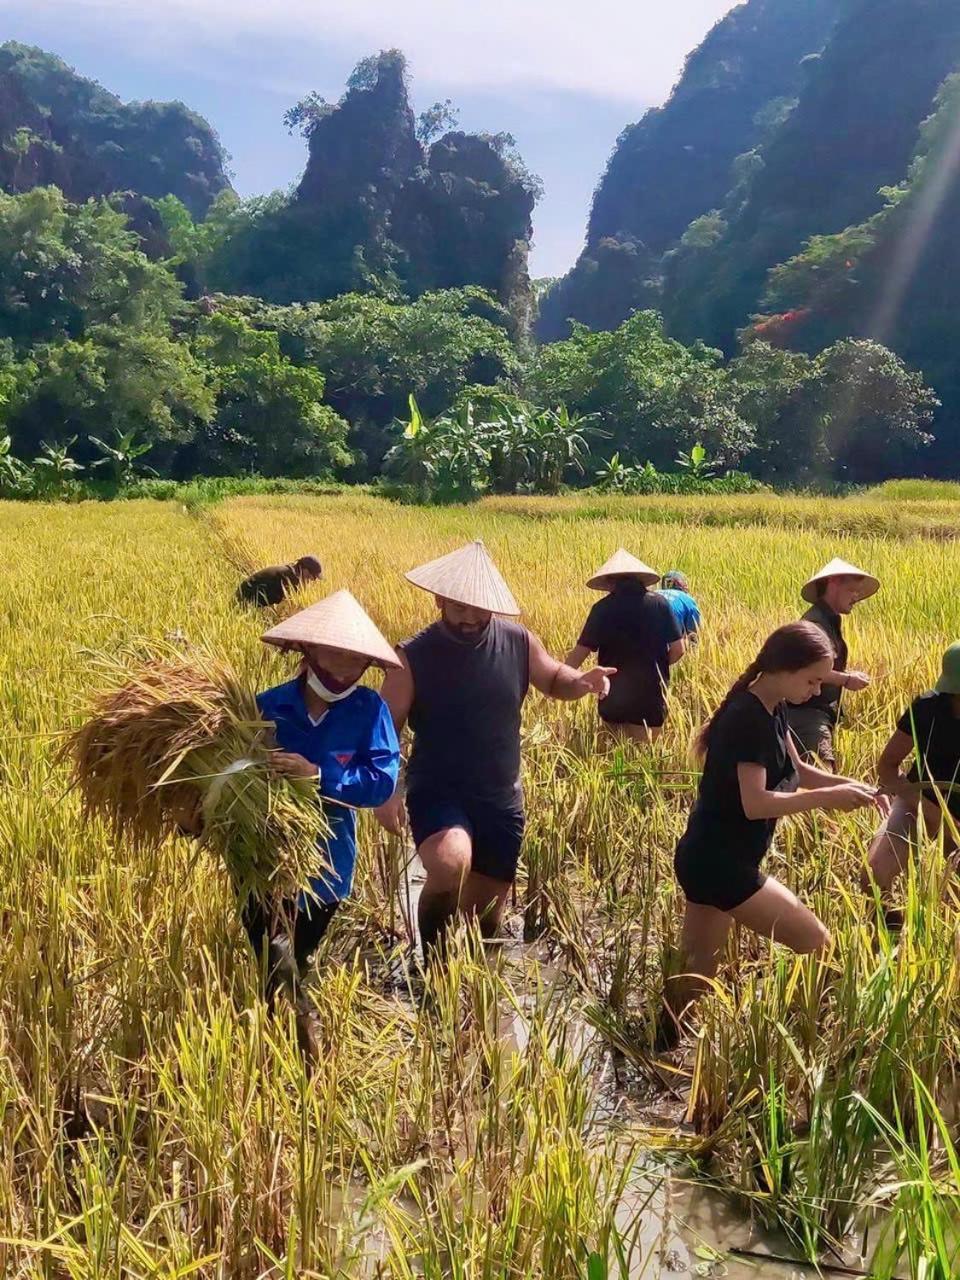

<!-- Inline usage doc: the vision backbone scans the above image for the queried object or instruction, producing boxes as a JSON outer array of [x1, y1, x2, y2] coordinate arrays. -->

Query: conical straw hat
[[587, 548, 660, 591], [261, 590, 401, 668], [801, 558, 880, 604], [404, 540, 520, 615]]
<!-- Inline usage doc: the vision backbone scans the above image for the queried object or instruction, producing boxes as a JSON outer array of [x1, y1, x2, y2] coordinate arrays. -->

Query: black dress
[[675, 690, 798, 911], [577, 582, 682, 727]]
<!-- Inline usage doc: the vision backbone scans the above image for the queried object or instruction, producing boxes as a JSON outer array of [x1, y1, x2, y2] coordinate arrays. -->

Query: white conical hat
[[801, 558, 880, 604], [404, 540, 520, 615], [587, 548, 660, 591], [261, 590, 401, 668]]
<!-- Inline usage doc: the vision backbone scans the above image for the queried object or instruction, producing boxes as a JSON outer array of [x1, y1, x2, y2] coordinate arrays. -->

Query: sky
[[5, 0, 739, 278]]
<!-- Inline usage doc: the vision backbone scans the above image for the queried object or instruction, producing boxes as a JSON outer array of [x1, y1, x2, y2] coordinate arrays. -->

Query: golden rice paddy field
[[3, 490, 960, 1278]]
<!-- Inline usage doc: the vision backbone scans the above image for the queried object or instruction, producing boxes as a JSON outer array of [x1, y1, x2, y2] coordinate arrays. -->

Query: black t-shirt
[[236, 564, 299, 607], [796, 601, 847, 721], [578, 583, 682, 720], [897, 692, 960, 795], [685, 690, 798, 860]]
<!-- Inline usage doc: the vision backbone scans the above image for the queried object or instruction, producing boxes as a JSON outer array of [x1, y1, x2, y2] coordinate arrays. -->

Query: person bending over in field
[[785, 559, 879, 768], [182, 592, 400, 1059], [660, 622, 883, 1051], [862, 641, 960, 915], [375, 540, 613, 965], [236, 555, 323, 608], [658, 569, 702, 646], [566, 549, 685, 744]]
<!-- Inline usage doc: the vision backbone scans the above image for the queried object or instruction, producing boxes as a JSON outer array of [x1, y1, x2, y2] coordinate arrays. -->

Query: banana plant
[[0, 433, 26, 493], [88, 428, 157, 485], [675, 442, 716, 478], [33, 437, 84, 496]]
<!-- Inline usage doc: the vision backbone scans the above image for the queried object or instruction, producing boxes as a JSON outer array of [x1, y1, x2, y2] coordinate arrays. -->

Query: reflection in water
[[378, 854, 827, 1279]]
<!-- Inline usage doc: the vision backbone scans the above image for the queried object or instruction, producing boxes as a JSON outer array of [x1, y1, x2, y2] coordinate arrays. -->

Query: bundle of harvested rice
[[63, 643, 330, 905]]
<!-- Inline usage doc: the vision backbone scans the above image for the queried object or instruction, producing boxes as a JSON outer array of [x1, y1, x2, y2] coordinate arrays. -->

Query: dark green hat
[[935, 642, 960, 695]]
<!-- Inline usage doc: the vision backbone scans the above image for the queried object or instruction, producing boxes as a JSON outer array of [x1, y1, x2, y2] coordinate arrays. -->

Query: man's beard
[[442, 615, 490, 645]]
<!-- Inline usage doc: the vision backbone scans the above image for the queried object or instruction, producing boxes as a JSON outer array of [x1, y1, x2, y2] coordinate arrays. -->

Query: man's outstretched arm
[[528, 631, 615, 702]]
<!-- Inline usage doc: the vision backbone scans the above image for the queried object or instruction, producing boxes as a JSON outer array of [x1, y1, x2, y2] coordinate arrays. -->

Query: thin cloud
[[24, 0, 739, 105]]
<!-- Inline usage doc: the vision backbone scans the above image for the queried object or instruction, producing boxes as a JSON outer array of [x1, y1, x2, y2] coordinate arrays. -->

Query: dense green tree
[[527, 311, 754, 469], [188, 312, 350, 478], [0, 42, 231, 217], [153, 189, 247, 296], [210, 289, 518, 474], [7, 324, 214, 461], [0, 187, 183, 349], [728, 338, 936, 482], [727, 341, 816, 478], [809, 339, 938, 482]]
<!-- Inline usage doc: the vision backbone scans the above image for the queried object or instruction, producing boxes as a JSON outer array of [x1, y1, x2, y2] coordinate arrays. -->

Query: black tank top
[[401, 618, 530, 803]]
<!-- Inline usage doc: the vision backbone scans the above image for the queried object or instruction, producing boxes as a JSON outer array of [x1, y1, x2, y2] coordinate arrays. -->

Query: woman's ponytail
[[694, 621, 835, 759]]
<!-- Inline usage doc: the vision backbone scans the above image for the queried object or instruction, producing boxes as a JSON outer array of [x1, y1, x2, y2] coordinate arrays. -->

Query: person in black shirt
[[661, 622, 882, 1049], [863, 641, 960, 903], [375, 540, 615, 963], [786, 558, 879, 767], [566, 548, 685, 743], [236, 556, 323, 608]]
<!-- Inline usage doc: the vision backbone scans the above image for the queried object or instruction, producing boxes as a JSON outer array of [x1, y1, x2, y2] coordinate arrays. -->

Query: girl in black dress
[[662, 622, 882, 1047]]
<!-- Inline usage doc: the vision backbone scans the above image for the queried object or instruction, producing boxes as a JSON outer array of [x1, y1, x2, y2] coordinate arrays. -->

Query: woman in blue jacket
[[251, 590, 401, 1002]]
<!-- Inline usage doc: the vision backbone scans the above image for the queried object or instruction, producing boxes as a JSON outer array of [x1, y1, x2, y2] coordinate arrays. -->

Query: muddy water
[[496, 957, 824, 1279], [392, 857, 835, 1278]]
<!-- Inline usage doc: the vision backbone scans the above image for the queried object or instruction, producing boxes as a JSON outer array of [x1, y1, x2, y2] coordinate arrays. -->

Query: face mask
[[305, 666, 359, 702]]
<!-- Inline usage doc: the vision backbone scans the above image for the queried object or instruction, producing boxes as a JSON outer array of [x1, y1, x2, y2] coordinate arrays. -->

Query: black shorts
[[674, 824, 771, 913], [406, 789, 525, 884], [596, 671, 667, 729], [600, 698, 666, 728], [786, 707, 836, 765]]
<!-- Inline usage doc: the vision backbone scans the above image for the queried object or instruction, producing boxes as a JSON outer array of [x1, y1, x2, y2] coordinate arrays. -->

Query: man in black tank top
[[375, 540, 615, 962]]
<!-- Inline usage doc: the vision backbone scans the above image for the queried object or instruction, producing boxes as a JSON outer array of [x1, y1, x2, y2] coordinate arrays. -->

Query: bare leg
[[659, 880, 827, 1051], [417, 827, 472, 964], [460, 871, 512, 940], [864, 794, 958, 897], [730, 877, 830, 953], [660, 902, 733, 1045]]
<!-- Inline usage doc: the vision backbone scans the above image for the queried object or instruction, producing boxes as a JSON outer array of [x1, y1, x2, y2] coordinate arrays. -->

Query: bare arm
[[876, 730, 920, 798], [378, 650, 414, 734], [821, 670, 847, 687], [737, 761, 879, 820], [823, 669, 870, 691], [564, 644, 592, 671], [528, 631, 615, 702], [667, 637, 686, 666], [374, 650, 413, 834]]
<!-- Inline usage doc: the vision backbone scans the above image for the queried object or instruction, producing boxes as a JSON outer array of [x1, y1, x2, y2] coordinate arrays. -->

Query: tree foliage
[[0, 187, 182, 348], [528, 311, 755, 468], [212, 289, 520, 473], [729, 339, 937, 482], [0, 41, 230, 217]]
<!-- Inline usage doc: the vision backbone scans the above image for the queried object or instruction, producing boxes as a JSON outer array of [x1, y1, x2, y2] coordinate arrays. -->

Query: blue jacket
[[658, 589, 701, 638], [256, 679, 400, 904]]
